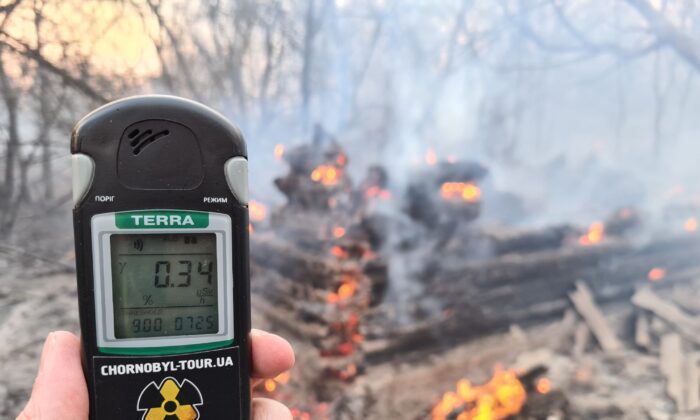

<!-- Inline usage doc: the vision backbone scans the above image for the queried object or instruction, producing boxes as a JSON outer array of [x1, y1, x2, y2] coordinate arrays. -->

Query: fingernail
[[38, 332, 56, 374], [250, 329, 270, 337]]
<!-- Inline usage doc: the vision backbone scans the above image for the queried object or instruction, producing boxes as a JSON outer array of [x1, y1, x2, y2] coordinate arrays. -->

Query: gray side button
[[72, 154, 95, 207], [224, 156, 248, 205]]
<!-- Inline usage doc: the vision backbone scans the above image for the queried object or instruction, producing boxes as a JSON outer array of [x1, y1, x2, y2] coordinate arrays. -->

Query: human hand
[[18, 330, 295, 420]]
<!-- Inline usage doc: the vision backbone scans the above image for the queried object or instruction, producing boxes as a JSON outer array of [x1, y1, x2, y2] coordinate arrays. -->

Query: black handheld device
[[71, 95, 251, 419]]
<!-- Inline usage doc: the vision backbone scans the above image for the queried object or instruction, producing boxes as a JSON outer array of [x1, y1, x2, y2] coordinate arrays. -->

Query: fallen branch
[[632, 287, 700, 347], [569, 281, 622, 353]]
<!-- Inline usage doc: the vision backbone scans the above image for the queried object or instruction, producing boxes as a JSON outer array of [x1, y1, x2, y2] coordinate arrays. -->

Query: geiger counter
[[71, 95, 251, 419]]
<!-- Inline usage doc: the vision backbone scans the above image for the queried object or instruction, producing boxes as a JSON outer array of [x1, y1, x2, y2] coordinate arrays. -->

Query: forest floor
[[0, 262, 78, 418], [0, 251, 685, 420]]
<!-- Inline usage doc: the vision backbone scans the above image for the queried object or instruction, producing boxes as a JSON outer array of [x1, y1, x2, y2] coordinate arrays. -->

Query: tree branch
[[625, 0, 700, 72], [0, 31, 108, 103]]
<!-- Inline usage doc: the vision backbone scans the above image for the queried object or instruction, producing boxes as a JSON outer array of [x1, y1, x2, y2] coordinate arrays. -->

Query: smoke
[[236, 1, 700, 233]]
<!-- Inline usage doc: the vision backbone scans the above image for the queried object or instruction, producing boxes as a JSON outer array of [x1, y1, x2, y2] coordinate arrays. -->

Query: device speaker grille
[[118, 119, 203, 190], [128, 129, 171, 155]]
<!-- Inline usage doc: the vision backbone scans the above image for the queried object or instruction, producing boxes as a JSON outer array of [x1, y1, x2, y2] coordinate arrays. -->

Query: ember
[[648, 267, 666, 282], [441, 182, 481, 203], [330, 245, 349, 259], [685, 217, 698, 232], [259, 371, 291, 394], [426, 148, 438, 166], [249, 200, 267, 222], [311, 165, 341, 186], [365, 186, 391, 200], [332, 226, 346, 238], [536, 377, 552, 395], [432, 367, 527, 420], [274, 144, 285, 160], [326, 275, 358, 303], [579, 222, 605, 245]]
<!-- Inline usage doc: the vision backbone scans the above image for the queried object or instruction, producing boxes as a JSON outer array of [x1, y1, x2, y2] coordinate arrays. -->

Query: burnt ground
[[0, 266, 79, 418]]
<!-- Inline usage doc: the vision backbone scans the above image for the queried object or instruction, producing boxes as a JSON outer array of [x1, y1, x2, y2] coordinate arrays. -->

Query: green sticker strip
[[98, 339, 233, 356], [115, 210, 209, 229]]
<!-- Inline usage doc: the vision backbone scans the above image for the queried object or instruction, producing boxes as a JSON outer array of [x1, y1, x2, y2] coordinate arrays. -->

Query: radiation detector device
[[71, 95, 251, 419]]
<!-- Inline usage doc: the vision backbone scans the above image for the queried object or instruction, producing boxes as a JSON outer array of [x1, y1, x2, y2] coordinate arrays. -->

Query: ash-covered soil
[[0, 260, 79, 418]]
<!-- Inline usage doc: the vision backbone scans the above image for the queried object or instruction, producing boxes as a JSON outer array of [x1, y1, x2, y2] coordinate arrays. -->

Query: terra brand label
[[115, 210, 209, 229]]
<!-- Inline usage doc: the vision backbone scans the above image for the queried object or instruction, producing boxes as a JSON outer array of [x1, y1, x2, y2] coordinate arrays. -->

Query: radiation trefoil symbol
[[137, 377, 203, 420]]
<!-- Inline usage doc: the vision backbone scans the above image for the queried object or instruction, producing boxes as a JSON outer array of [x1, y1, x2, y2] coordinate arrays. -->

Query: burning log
[[431, 367, 527, 420], [404, 161, 487, 230], [250, 133, 700, 419], [604, 207, 640, 237], [486, 225, 577, 256], [273, 125, 352, 211], [362, 234, 700, 364], [252, 233, 340, 288], [253, 161, 387, 393]]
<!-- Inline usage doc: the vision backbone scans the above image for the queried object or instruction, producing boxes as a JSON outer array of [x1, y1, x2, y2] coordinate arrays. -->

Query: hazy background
[[2, 0, 700, 417], [2, 0, 700, 245]]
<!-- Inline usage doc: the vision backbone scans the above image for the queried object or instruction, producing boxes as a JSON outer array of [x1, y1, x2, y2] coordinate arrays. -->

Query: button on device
[[72, 153, 95, 206], [224, 157, 248, 205]]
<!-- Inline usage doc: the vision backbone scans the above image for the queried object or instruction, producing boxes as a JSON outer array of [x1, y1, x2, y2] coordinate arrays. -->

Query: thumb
[[17, 332, 89, 420]]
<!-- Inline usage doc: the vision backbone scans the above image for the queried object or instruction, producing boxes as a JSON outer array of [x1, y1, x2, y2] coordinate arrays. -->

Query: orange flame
[[441, 182, 481, 203], [249, 200, 267, 222], [338, 282, 357, 300], [261, 371, 291, 394], [426, 148, 438, 166], [579, 222, 605, 245], [311, 165, 340, 186], [326, 274, 358, 303], [333, 226, 346, 238], [274, 144, 285, 160], [274, 371, 290, 385], [338, 363, 358, 381], [432, 367, 527, 420], [685, 217, 698, 232], [536, 378, 551, 395], [290, 409, 312, 420], [264, 379, 277, 392], [648, 267, 666, 282], [331, 246, 349, 259], [365, 186, 392, 200]]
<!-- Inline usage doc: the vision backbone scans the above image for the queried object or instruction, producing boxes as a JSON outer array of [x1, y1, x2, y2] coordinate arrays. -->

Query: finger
[[252, 397, 293, 420], [251, 329, 295, 379], [18, 331, 88, 420]]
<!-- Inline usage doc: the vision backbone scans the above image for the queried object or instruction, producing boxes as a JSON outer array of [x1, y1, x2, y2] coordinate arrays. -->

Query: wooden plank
[[685, 353, 700, 411], [569, 281, 623, 353], [572, 321, 591, 359], [632, 288, 700, 347], [635, 311, 652, 351], [660, 333, 686, 411]]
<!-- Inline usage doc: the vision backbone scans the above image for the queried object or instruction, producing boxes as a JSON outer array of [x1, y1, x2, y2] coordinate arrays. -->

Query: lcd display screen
[[110, 233, 219, 338]]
